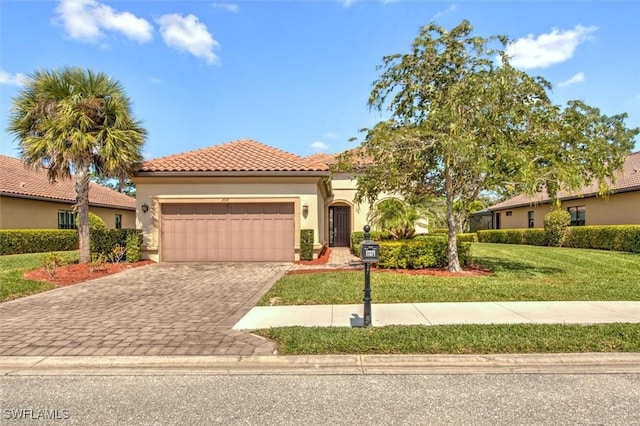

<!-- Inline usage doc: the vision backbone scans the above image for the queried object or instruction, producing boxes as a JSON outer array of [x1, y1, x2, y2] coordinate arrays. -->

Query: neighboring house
[[133, 139, 372, 262], [0, 154, 136, 230], [482, 151, 640, 230]]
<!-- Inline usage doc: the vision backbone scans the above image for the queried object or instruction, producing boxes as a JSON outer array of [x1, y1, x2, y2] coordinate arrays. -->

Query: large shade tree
[[337, 20, 638, 272], [8, 67, 146, 263]]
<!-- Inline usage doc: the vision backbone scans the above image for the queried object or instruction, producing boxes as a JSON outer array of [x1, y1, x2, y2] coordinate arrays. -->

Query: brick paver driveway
[[0, 263, 290, 356]]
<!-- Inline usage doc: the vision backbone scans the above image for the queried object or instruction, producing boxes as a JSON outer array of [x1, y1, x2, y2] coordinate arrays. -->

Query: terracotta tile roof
[[137, 139, 330, 173], [0, 155, 135, 210], [489, 151, 640, 210], [304, 153, 336, 169]]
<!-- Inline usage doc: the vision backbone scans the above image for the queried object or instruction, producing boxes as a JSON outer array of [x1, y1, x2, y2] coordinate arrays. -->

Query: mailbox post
[[360, 225, 379, 327]]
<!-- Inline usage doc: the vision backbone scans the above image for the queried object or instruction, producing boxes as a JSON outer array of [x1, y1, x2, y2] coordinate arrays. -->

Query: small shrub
[[89, 253, 107, 272], [544, 209, 571, 247], [91, 229, 142, 262], [76, 212, 106, 230], [125, 231, 142, 262], [300, 229, 314, 261], [108, 244, 126, 264], [41, 252, 66, 279]]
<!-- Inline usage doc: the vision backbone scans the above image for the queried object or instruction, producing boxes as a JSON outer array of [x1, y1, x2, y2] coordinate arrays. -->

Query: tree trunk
[[444, 163, 462, 272], [75, 163, 92, 264]]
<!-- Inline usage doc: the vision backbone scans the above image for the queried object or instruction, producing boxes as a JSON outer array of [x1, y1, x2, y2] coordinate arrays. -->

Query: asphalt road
[[2, 374, 639, 425]]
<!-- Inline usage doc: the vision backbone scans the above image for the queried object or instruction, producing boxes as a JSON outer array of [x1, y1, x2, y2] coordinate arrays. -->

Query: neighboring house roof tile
[[304, 153, 336, 169], [0, 154, 136, 210], [137, 139, 331, 173], [489, 151, 640, 210]]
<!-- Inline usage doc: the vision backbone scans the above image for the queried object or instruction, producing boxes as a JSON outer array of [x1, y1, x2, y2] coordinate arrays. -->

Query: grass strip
[[256, 323, 640, 355], [0, 251, 78, 302]]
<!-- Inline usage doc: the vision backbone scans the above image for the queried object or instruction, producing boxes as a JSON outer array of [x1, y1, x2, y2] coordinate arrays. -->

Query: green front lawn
[[0, 251, 78, 302], [260, 243, 640, 305], [256, 323, 640, 355]]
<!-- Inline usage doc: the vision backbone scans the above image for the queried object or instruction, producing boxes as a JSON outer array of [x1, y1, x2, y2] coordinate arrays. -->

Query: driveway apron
[[0, 263, 290, 356]]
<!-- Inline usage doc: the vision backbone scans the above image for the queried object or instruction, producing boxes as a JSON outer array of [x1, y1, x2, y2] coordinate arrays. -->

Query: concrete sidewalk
[[233, 301, 640, 329]]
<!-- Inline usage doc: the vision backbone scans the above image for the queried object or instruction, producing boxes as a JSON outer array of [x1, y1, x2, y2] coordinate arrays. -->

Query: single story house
[[0, 154, 136, 230], [133, 139, 372, 262], [483, 151, 640, 230]]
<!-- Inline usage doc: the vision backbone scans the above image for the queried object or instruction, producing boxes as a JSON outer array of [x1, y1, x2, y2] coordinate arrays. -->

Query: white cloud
[[311, 141, 330, 151], [431, 4, 457, 21], [506, 25, 597, 69], [558, 72, 585, 88], [212, 2, 239, 13], [55, 0, 153, 43], [156, 14, 219, 64], [0, 70, 28, 86], [150, 77, 163, 84]]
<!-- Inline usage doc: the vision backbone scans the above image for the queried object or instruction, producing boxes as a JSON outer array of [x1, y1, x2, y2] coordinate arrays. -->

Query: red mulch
[[23, 260, 154, 287], [288, 264, 492, 276], [294, 247, 332, 265]]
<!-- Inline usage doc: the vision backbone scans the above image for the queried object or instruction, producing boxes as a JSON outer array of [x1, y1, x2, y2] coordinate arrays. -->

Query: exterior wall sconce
[[302, 202, 309, 218], [141, 203, 149, 213]]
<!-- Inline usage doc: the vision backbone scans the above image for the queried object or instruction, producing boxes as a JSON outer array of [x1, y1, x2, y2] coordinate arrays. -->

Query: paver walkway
[[0, 263, 290, 356]]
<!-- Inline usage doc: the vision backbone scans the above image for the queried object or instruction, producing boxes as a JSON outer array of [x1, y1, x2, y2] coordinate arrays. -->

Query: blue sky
[[1, 0, 639, 161]]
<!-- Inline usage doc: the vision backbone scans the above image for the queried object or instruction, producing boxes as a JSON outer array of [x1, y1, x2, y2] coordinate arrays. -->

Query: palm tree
[[8, 67, 146, 263], [367, 198, 429, 239]]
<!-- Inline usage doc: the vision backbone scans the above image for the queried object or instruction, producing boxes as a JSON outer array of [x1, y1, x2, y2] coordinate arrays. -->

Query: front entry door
[[331, 206, 351, 247]]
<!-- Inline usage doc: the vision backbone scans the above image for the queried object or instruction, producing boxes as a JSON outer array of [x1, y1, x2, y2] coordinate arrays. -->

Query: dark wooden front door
[[330, 206, 351, 247]]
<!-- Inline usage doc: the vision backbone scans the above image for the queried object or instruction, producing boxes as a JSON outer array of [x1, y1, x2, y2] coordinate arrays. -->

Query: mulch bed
[[23, 260, 154, 287], [293, 247, 332, 266]]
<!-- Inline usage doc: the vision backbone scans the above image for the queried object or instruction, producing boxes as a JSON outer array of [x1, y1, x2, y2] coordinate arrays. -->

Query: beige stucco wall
[[329, 176, 371, 237], [0, 196, 135, 229], [492, 191, 640, 229], [133, 176, 328, 261]]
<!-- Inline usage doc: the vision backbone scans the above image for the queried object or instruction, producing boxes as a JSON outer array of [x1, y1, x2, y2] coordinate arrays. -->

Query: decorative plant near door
[[366, 198, 428, 240], [300, 229, 314, 261]]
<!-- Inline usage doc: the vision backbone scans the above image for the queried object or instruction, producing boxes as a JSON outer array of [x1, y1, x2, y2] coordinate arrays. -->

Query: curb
[[1, 353, 639, 376]]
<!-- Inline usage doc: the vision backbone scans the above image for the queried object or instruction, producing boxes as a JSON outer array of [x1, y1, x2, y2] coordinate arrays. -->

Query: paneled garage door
[[161, 203, 295, 262]]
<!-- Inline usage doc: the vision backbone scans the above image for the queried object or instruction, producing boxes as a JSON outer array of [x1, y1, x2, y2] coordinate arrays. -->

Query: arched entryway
[[329, 204, 351, 247]]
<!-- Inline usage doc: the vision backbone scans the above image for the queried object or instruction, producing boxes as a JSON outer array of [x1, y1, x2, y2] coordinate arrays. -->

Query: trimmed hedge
[[377, 239, 472, 269], [90, 229, 143, 262], [564, 225, 640, 253], [0, 229, 78, 255], [477, 229, 547, 246], [300, 229, 314, 261], [351, 231, 392, 256], [458, 233, 479, 243], [413, 233, 478, 243], [477, 225, 640, 253]]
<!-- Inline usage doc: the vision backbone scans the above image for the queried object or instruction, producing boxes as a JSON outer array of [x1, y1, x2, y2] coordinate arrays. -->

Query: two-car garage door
[[161, 203, 295, 262]]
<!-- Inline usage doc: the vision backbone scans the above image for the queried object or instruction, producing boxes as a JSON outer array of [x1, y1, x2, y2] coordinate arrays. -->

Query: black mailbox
[[361, 240, 380, 263]]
